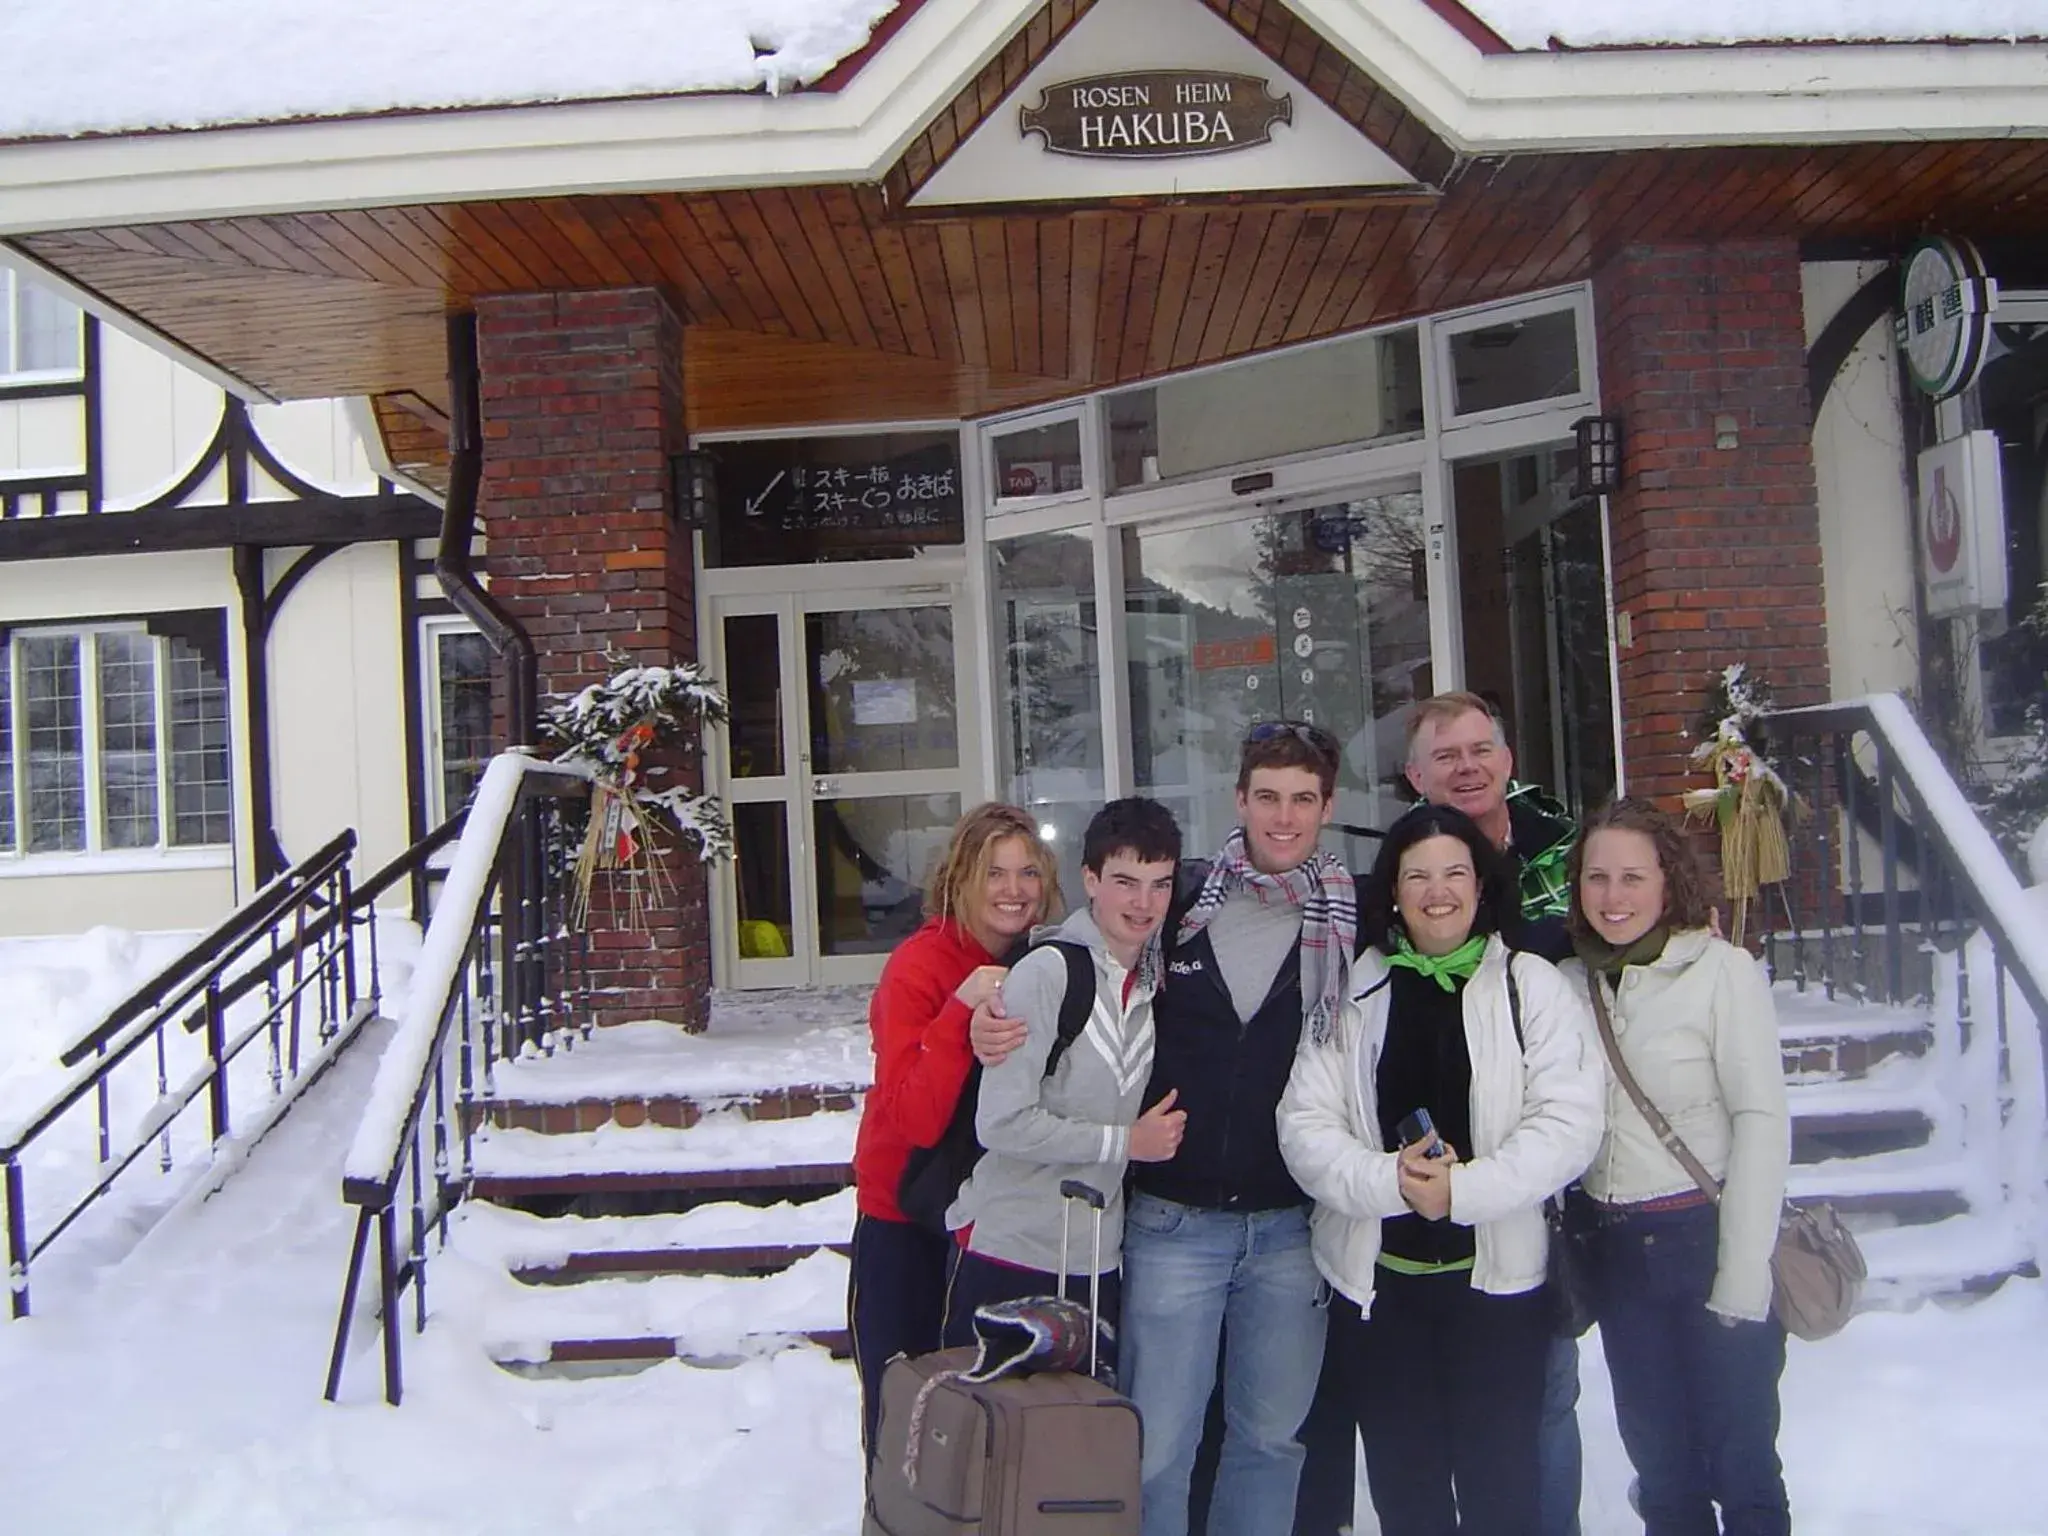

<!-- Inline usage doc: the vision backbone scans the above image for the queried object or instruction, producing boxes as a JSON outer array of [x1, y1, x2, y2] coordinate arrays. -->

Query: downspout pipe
[[435, 312, 538, 746]]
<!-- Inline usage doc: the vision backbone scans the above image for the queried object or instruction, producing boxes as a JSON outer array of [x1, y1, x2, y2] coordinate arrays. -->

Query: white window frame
[[981, 401, 1097, 517], [0, 621, 232, 869], [1431, 287, 1597, 432], [0, 268, 85, 384], [419, 616, 492, 828]]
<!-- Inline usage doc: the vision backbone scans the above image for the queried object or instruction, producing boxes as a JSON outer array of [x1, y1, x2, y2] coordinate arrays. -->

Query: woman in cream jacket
[[1563, 798, 1792, 1536], [1277, 803, 1601, 1534]]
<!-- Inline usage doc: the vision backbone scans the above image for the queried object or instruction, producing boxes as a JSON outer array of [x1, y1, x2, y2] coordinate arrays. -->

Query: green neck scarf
[[1387, 933, 1488, 992], [1572, 924, 1672, 978]]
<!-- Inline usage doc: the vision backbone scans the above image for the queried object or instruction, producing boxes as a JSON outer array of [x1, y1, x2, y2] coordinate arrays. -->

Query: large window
[[0, 270, 83, 379], [0, 620, 231, 857], [423, 622, 494, 823]]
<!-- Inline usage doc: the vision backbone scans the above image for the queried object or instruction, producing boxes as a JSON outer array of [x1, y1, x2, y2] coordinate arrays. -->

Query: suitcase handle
[[1056, 1180, 1108, 1381]]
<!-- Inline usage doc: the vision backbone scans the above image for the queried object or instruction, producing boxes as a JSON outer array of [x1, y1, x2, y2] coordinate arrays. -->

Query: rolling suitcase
[[865, 1180, 1142, 1535]]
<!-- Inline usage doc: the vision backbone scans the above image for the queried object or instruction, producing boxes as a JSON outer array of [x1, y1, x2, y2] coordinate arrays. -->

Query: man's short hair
[[1236, 720, 1339, 799], [1405, 691, 1506, 767], [1082, 796, 1183, 874]]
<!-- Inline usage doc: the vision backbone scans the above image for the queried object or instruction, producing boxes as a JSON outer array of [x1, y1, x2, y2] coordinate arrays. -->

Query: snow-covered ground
[[4, 931, 2048, 1532]]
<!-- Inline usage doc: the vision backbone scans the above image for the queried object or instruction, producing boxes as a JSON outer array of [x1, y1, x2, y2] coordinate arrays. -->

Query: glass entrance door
[[1119, 483, 1433, 872], [1450, 442, 1617, 813], [712, 587, 972, 987]]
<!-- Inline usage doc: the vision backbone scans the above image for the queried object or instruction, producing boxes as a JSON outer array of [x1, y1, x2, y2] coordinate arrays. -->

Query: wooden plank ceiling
[[16, 0, 2048, 497]]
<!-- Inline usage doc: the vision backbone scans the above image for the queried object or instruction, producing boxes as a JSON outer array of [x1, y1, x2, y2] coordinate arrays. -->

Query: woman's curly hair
[[1566, 797, 1716, 938]]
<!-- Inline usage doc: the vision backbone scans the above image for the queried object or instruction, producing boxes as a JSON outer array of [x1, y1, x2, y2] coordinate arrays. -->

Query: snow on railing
[[343, 752, 591, 1193], [326, 748, 592, 1406], [1768, 694, 2048, 1262]]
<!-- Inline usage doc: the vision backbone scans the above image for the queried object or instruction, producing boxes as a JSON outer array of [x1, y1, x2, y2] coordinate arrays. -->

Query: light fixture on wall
[[1572, 414, 1623, 497], [670, 449, 719, 529]]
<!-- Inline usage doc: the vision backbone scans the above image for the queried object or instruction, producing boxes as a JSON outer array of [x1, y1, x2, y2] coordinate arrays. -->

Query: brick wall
[[476, 287, 710, 1030], [1596, 241, 1830, 810]]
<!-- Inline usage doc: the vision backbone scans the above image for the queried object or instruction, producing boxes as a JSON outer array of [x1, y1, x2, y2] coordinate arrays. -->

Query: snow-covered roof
[[0, 0, 901, 141], [1467, 0, 2048, 50], [2, 0, 2043, 144]]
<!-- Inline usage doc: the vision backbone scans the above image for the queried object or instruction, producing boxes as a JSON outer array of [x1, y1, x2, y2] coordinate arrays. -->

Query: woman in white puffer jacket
[[1276, 802, 1601, 1534]]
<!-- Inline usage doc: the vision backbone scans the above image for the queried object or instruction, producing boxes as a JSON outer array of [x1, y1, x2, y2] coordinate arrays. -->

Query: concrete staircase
[[1775, 981, 2036, 1299], [431, 1003, 871, 1376]]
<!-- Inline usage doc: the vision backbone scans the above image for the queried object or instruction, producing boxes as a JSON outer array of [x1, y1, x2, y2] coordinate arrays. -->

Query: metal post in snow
[[339, 862, 360, 1022], [204, 978, 229, 1145], [1878, 751, 1903, 1006], [323, 1205, 374, 1402], [4, 1156, 28, 1320], [1842, 734, 1867, 1000], [378, 1205, 404, 1406]]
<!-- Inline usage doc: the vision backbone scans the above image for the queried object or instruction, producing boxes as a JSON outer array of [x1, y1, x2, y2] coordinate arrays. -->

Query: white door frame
[[704, 574, 984, 989]]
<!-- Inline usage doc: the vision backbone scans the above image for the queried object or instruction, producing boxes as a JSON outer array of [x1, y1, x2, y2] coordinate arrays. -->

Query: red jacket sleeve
[[865, 943, 979, 1151]]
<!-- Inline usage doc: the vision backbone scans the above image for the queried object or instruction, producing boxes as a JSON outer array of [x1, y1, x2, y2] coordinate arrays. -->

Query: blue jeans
[[1591, 1201, 1790, 1536], [1121, 1194, 1327, 1536], [1539, 1333, 1584, 1536]]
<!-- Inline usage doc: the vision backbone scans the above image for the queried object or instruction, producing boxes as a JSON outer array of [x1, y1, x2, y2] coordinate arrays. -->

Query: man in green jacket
[[1403, 690, 1582, 1536]]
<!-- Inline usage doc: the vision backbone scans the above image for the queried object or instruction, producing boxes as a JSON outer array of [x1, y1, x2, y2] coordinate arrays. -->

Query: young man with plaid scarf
[[977, 722, 1355, 1536]]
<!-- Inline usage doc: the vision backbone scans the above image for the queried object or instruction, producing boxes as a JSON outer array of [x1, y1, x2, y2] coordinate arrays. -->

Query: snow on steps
[[458, 1092, 859, 1373], [470, 1108, 858, 1200]]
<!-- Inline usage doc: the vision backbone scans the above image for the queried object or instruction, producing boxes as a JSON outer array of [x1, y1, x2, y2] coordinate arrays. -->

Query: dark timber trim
[[232, 546, 285, 882], [0, 495, 439, 560], [1808, 265, 1898, 419]]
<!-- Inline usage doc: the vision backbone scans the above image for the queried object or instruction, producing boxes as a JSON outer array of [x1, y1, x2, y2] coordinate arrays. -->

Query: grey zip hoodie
[[947, 905, 1159, 1276]]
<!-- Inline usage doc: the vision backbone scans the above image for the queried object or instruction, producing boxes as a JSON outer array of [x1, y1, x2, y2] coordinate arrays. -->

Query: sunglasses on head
[[1244, 719, 1339, 756]]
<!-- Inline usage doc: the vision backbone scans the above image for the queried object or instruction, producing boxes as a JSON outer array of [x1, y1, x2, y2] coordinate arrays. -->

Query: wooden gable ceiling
[[15, 0, 2048, 500]]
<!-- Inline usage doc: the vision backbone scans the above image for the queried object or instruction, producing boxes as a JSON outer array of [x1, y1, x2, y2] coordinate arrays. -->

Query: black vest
[[1131, 924, 1309, 1213]]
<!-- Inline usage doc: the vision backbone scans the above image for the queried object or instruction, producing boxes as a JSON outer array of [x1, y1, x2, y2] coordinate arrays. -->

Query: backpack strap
[[1041, 940, 1098, 1077], [1505, 954, 1524, 1052]]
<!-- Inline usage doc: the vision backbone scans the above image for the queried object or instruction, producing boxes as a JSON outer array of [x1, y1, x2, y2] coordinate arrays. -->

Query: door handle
[[813, 778, 839, 796]]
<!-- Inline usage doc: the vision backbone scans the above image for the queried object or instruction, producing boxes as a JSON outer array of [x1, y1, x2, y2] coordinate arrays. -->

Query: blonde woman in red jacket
[[849, 801, 1061, 1463]]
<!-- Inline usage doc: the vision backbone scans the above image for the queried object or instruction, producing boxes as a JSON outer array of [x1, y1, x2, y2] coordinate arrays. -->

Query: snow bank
[[0, 0, 901, 141], [1471, 1, 2048, 48]]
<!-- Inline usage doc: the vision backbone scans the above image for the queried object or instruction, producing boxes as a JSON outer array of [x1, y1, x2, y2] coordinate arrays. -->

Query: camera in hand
[[1395, 1107, 1448, 1158]]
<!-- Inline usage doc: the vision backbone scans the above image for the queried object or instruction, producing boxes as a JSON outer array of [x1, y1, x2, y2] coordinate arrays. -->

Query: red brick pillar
[[1595, 241, 1829, 809], [476, 287, 710, 1031]]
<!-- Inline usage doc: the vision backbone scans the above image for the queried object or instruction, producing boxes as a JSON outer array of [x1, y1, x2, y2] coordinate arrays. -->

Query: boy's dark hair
[[1236, 719, 1340, 799], [1358, 801, 1519, 953], [1082, 797, 1183, 874]]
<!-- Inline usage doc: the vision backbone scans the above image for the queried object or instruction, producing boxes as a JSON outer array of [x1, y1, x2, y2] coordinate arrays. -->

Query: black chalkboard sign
[[708, 431, 966, 568]]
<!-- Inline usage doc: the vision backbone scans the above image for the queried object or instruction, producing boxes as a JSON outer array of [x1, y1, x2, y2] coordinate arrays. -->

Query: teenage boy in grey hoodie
[[940, 797, 1188, 1367]]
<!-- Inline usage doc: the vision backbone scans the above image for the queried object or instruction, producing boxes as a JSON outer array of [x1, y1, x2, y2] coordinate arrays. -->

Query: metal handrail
[[1, 814, 474, 1320], [1767, 695, 2048, 1030], [325, 751, 593, 1405], [59, 831, 354, 1067]]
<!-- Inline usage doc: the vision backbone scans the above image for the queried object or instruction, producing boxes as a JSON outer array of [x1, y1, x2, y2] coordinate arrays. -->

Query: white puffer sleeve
[[1277, 985, 1407, 1221], [1448, 953, 1603, 1225]]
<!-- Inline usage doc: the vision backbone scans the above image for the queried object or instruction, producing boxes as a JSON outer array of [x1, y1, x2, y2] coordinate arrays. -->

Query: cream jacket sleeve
[[1276, 996, 1407, 1223], [1446, 955, 1604, 1227], [1706, 944, 1792, 1320]]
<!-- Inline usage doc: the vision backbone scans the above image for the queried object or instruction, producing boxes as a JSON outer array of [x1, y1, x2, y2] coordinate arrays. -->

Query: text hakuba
[[1021, 70, 1293, 161]]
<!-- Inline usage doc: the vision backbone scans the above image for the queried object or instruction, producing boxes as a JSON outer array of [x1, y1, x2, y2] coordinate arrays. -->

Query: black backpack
[[894, 938, 1096, 1235]]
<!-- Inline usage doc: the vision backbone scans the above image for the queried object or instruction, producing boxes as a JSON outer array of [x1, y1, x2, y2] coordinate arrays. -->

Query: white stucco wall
[[1, 323, 415, 938], [266, 541, 411, 876], [1803, 260, 1919, 699]]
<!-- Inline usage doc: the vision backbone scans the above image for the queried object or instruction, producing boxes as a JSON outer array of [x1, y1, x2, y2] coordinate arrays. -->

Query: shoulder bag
[[1586, 976, 1865, 1341]]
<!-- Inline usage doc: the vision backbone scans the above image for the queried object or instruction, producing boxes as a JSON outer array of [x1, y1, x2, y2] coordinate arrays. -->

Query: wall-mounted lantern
[[1572, 414, 1623, 498], [670, 449, 719, 529]]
